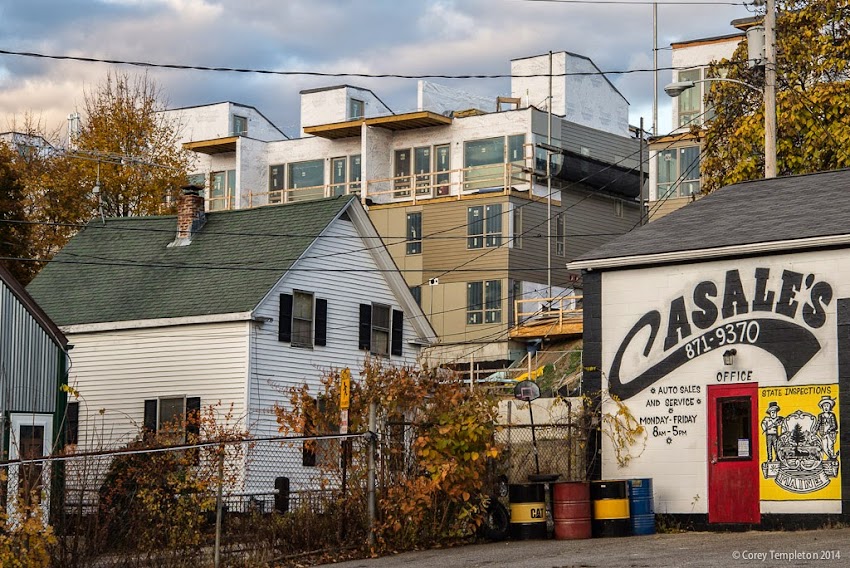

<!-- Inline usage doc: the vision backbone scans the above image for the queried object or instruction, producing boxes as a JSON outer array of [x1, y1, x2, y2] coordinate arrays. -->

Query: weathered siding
[[0, 279, 61, 414], [67, 322, 250, 450]]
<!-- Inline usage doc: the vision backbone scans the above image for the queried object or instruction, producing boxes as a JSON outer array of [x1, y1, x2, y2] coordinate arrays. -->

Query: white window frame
[[7, 413, 53, 525], [291, 290, 315, 349]]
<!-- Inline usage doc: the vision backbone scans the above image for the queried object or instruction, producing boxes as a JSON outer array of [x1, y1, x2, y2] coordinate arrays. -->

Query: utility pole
[[652, 3, 658, 136], [547, 51, 553, 299], [763, 0, 777, 178]]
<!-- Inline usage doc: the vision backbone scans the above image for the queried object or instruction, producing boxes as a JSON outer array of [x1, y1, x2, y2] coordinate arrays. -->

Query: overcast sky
[[0, 0, 753, 140]]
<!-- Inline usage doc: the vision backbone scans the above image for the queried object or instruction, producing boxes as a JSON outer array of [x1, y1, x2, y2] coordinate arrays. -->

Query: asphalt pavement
[[318, 526, 850, 567]]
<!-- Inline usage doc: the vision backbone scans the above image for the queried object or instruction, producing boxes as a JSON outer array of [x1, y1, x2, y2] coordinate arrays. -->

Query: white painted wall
[[164, 102, 285, 143], [669, 37, 741, 131], [300, 86, 387, 135], [600, 249, 845, 515], [672, 37, 742, 70], [246, 215, 426, 492], [66, 322, 251, 451], [511, 53, 629, 137]]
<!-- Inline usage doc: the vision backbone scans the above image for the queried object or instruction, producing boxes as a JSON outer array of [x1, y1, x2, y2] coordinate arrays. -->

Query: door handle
[[710, 456, 718, 465]]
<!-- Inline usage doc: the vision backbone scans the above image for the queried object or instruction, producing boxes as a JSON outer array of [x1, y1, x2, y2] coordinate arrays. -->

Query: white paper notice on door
[[737, 438, 750, 457]]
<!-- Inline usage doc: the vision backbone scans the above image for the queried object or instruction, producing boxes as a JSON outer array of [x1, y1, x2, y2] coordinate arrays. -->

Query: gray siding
[[0, 279, 61, 414], [508, 189, 640, 285], [562, 188, 641, 262], [532, 110, 641, 170]]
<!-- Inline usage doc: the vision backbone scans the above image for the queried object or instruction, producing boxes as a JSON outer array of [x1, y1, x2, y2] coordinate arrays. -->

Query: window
[[143, 396, 201, 442], [288, 159, 325, 202], [394, 145, 450, 198], [372, 304, 391, 356], [434, 144, 450, 195], [657, 146, 701, 198], [555, 213, 566, 257], [463, 135, 525, 191], [678, 69, 702, 127], [279, 292, 327, 349], [330, 155, 362, 196], [406, 212, 422, 255], [467, 280, 502, 324], [350, 155, 362, 193], [187, 173, 205, 188], [292, 291, 314, 348], [507, 134, 525, 164], [232, 115, 248, 136], [414, 146, 431, 195], [331, 157, 347, 197], [467, 204, 502, 249], [18, 425, 45, 507], [288, 160, 324, 189], [349, 98, 364, 120], [409, 286, 422, 306], [394, 149, 412, 196], [210, 170, 236, 211], [717, 397, 752, 460], [359, 304, 404, 357], [512, 205, 522, 249], [269, 164, 285, 204], [65, 401, 79, 446]]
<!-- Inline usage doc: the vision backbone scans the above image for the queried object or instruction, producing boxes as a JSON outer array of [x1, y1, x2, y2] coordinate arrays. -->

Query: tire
[[480, 500, 510, 541]]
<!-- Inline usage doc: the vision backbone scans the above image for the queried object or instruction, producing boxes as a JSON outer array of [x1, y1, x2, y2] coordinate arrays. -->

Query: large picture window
[[463, 135, 525, 191], [467, 280, 502, 324], [468, 204, 502, 249], [288, 159, 325, 201]]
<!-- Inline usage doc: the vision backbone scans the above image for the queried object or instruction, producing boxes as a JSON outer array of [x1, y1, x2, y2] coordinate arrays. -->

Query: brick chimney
[[169, 185, 206, 247]]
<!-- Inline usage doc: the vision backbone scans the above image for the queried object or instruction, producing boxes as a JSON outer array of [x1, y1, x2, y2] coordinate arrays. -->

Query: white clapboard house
[[27, 188, 436, 505]]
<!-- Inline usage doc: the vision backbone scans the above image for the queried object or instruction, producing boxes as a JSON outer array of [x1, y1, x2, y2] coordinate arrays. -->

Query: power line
[[523, 0, 744, 4], [0, 48, 737, 80]]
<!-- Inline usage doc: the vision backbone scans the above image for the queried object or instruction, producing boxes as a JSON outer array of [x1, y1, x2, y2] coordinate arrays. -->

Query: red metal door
[[707, 384, 760, 524]]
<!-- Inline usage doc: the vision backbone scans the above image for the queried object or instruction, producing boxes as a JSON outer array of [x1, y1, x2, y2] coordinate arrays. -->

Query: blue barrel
[[627, 478, 655, 535]]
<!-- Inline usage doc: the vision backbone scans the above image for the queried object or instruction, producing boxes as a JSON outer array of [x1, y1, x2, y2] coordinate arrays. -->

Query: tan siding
[[649, 195, 699, 221], [425, 196, 509, 284]]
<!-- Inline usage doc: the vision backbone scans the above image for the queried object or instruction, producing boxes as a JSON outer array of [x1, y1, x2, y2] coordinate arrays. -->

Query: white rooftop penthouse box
[[299, 85, 389, 136], [165, 102, 287, 144], [511, 52, 629, 137]]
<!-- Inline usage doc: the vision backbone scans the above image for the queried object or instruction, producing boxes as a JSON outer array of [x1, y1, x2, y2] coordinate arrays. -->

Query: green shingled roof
[[27, 196, 354, 327]]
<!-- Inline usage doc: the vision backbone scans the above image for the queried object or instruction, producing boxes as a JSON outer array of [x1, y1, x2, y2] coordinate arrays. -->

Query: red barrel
[[551, 481, 592, 540]]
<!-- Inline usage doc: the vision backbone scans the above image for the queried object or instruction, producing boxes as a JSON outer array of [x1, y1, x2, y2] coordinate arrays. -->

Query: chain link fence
[[2, 396, 590, 566]]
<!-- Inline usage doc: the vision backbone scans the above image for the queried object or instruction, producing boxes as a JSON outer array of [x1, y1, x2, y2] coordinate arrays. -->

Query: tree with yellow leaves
[[702, 0, 850, 192]]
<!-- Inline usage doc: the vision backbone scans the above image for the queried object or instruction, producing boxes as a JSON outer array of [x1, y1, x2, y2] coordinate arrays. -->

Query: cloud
[[0, 0, 749, 138]]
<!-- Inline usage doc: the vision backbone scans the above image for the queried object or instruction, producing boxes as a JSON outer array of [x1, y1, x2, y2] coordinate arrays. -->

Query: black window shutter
[[391, 309, 404, 356], [66, 401, 79, 445], [315, 298, 328, 347], [143, 399, 158, 434], [359, 304, 372, 350], [186, 397, 201, 440], [279, 293, 293, 342]]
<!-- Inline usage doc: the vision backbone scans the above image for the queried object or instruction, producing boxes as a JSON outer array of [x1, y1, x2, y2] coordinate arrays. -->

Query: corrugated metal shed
[[0, 264, 67, 414]]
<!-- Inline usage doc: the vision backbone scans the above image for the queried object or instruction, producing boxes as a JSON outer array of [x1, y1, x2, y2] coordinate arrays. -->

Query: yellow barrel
[[509, 484, 547, 540], [590, 480, 631, 538]]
